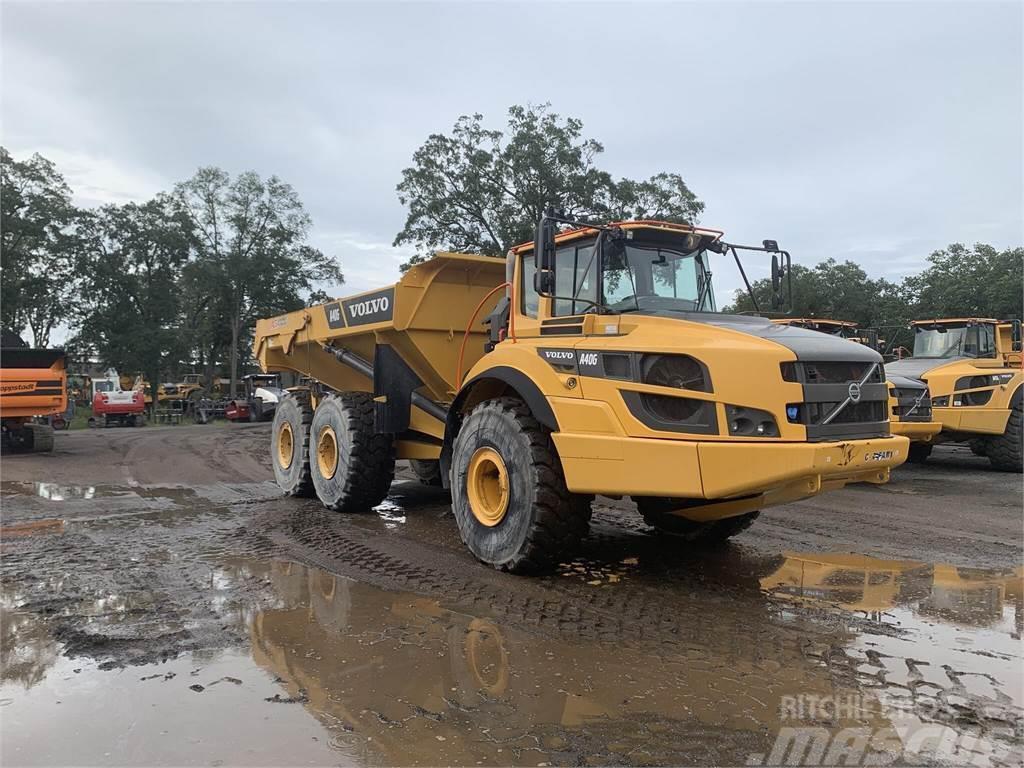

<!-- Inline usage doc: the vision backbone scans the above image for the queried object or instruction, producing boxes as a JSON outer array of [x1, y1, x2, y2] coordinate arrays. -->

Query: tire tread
[[316, 392, 396, 512], [987, 401, 1022, 472], [456, 397, 591, 574], [275, 391, 315, 497]]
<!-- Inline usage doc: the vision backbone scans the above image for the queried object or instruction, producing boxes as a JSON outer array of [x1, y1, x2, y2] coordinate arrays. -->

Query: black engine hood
[[645, 311, 883, 363]]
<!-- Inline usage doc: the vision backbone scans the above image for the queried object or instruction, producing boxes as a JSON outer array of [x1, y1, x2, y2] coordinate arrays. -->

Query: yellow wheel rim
[[467, 447, 509, 527], [317, 425, 339, 480], [277, 422, 294, 469]]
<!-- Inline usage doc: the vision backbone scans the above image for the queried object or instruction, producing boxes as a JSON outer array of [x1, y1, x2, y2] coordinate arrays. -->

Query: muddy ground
[[1, 425, 1021, 766]]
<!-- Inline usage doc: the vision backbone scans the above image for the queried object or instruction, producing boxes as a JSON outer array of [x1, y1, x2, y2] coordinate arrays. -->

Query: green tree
[[904, 243, 1023, 321], [0, 147, 82, 346], [74, 195, 193, 404], [394, 104, 703, 268], [175, 167, 343, 395], [728, 258, 911, 330]]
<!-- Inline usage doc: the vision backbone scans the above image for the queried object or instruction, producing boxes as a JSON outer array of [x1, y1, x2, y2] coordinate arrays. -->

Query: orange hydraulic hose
[[456, 282, 510, 391]]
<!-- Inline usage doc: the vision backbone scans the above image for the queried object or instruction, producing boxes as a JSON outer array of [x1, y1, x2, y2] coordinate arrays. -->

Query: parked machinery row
[[777, 317, 1022, 472]]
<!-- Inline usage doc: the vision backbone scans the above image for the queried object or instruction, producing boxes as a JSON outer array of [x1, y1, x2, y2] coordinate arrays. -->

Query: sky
[[2, 1, 1022, 314]]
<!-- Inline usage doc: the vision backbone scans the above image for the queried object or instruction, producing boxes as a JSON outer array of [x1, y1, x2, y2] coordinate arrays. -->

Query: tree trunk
[[229, 318, 240, 398], [204, 347, 216, 398], [148, 361, 160, 421]]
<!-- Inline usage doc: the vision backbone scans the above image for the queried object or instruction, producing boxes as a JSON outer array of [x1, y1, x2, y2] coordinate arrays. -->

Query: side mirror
[[533, 210, 557, 297], [534, 214, 557, 273], [1011, 319, 1022, 352], [533, 270, 555, 295]]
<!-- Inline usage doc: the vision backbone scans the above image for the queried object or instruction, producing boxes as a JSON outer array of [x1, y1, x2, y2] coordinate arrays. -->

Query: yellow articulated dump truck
[[254, 214, 908, 573], [887, 318, 1023, 471], [772, 318, 942, 446]]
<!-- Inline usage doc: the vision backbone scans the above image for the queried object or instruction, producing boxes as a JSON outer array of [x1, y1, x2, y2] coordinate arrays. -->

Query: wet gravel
[[1, 425, 1021, 766]]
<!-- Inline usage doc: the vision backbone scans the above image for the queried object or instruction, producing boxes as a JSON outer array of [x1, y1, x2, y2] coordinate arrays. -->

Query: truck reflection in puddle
[[224, 555, 1021, 767], [760, 552, 1023, 635]]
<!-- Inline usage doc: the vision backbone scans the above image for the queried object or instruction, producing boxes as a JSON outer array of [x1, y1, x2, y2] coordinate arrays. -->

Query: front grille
[[891, 388, 933, 422], [783, 360, 889, 441], [782, 361, 885, 385], [803, 401, 886, 425]]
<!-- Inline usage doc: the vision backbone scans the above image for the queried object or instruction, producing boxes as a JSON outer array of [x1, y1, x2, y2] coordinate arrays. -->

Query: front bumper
[[554, 433, 908, 519], [890, 420, 942, 442], [932, 406, 1011, 435]]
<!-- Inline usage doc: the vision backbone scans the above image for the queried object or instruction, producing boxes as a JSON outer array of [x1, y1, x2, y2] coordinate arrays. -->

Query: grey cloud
[[3, 1, 1020, 301]]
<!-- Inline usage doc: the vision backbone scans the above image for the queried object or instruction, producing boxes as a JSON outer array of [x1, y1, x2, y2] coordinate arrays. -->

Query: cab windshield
[[94, 381, 115, 392], [913, 324, 995, 359], [602, 244, 716, 314]]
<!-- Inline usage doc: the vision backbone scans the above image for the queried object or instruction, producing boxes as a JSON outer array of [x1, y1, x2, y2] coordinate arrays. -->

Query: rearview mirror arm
[[728, 244, 761, 314]]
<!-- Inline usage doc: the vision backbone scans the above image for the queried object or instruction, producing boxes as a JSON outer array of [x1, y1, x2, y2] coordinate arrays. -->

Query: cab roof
[[911, 318, 998, 326], [773, 318, 858, 329], [510, 220, 725, 255]]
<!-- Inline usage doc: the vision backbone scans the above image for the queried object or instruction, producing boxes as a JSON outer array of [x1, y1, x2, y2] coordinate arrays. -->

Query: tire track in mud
[[257, 499, 1024, 757], [264, 502, 868, 652]]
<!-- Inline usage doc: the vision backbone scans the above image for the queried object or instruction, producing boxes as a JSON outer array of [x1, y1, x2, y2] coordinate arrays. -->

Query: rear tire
[[271, 391, 315, 497], [309, 392, 395, 511], [451, 397, 591, 574], [22, 423, 55, 453], [410, 459, 443, 487], [987, 401, 1022, 473], [636, 497, 758, 544], [907, 442, 933, 464]]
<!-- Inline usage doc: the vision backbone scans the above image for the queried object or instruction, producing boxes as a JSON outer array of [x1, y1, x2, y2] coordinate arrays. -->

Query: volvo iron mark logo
[[848, 382, 862, 403]]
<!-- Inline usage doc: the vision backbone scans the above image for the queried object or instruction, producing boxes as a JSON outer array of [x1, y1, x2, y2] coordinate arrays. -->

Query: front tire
[[451, 397, 591, 574], [271, 392, 315, 497], [636, 497, 758, 544], [987, 401, 1022, 472], [309, 392, 395, 511]]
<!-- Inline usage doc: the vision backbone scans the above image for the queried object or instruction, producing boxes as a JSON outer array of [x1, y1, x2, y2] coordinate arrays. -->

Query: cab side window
[[520, 255, 539, 318], [553, 242, 597, 316], [976, 325, 996, 357]]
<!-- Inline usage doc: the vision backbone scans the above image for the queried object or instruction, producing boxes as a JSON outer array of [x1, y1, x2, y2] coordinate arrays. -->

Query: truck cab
[[887, 318, 1022, 470]]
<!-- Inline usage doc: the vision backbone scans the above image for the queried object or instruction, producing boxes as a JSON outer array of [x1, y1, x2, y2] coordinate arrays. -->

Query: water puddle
[[0, 651, 349, 766], [373, 499, 407, 528], [1, 482, 105, 501], [2, 551, 1021, 766]]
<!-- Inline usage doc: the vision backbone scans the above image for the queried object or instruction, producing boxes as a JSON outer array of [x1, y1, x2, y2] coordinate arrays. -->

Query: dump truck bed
[[0, 348, 68, 420], [254, 252, 507, 414]]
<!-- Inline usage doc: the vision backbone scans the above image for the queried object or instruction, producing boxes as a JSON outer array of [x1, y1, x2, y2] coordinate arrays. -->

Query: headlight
[[725, 405, 779, 437]]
